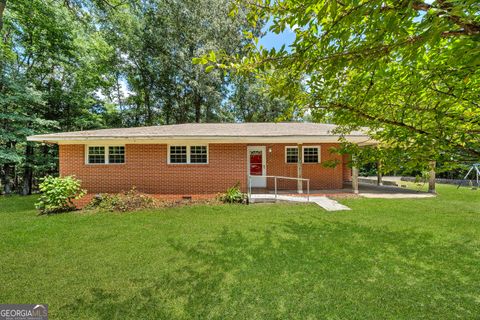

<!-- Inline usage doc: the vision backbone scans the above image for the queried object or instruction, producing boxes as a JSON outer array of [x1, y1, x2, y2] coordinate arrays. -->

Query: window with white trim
[[190, 146, 207, 163], [303, 146, 320, 163], [169, 146, 187, 163], [285, 147, 298, 163], [88, 146, 105, 164], [87, 145, 125, 164], [109, 146, 125, 163], [169, 145, 208, 164]]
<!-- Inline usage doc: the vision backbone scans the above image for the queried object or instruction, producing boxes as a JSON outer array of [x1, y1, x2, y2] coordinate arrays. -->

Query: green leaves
[[208, 50, 216, 62], [227, 0, 480, 169], [35, 176, 86, 214], [205, 65, 215, 73], [192, 57, 207, 65], [194, 51, 218, 73], [1, 0, 264, 193]]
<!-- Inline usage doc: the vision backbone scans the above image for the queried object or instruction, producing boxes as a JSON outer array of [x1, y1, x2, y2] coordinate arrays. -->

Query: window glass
[[109, 146, 125, 163], [286, 147, 298, 163], [303, 147, 319, 163], [190, 146, 207, 163], [170, 146, 187, 163], [88, 146, 105, 164]]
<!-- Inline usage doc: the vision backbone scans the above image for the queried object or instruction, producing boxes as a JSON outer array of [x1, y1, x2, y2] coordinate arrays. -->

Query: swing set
[[457, 163, 480, 189]]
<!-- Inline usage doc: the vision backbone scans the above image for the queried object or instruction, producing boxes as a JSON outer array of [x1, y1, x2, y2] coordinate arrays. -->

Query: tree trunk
[[377, 159, 383, 186], [2, 163, 13, 194], [21, 143, 34, 195], [0, 0, 6, 32], [115, 72, 123, 108], [144, 87, 153, 125], [14, 165, 18, 192], [165, 102, 171, 125], [164, 95, 175, 125], [428, 160, 436, 193], [2, 140, 15, 194], [194, 93, 202, 123]]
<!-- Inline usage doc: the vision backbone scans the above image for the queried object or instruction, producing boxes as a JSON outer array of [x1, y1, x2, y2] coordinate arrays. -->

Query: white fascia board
[[27, 135, 377, 145]]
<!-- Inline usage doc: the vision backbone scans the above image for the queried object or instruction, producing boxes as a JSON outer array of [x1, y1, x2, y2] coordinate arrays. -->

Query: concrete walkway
[[360, 193, 435, 199], [250, 194, 351, 211], [352, 182, 436, 198], [249, 182, 435, 211]]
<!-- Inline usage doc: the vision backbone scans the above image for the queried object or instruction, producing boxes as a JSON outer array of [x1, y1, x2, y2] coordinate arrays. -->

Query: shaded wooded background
[[2, 0, 478, 195], [0, 0, 299, 195]]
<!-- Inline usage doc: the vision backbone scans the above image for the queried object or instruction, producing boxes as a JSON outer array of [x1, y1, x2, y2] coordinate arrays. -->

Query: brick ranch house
[[27, 123, 374, 198]]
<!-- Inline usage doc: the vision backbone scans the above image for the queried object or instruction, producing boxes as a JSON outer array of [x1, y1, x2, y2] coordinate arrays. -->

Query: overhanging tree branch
[[317, 102, 480, 158], [412, 1, 431, 11], [246, 28, 477, 72], [382, 1, 480, 34]]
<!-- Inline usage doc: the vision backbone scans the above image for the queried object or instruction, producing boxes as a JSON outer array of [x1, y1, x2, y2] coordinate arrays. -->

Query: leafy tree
[[227, 75, 300, 122], [205, 0, 480, 171], [94, 0, 259, 125], [0, 0, 116, 194], [1, 0, 273, 194]]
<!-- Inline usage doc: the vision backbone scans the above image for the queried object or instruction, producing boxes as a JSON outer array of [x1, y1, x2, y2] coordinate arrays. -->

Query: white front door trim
[[247, 146, 267, 188]]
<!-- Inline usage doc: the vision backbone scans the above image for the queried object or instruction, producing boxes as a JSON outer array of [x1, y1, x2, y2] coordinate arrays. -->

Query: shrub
[[35, 176, 86, 214], [85, 187, 157, 212], [218, 182, 247, 204]]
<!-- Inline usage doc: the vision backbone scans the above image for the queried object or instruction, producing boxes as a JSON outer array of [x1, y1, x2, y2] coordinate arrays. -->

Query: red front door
[[249, 151, 263, 176]]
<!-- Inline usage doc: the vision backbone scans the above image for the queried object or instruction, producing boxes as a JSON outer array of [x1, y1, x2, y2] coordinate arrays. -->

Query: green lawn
[[1, 185, 479, 319]]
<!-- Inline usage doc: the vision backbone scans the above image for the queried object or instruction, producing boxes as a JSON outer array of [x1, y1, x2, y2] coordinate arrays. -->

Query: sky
[[258, 21, 296, 51]]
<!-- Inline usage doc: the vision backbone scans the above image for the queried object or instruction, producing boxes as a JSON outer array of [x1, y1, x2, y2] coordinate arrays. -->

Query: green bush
[[85, 188, 157, 212], [35, 176, 86, 214], [218, 182, 247, 204]]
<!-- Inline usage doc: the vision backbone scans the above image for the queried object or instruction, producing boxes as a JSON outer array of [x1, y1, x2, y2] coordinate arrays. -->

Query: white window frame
[[302, 146, 321, 164], [167, 144, 209, 164], [285, 146, 299, 164], [85, 145, 126, 165]]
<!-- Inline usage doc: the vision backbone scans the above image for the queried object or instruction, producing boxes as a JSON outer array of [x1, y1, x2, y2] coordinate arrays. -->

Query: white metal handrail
[[248, 175, 310, 202]]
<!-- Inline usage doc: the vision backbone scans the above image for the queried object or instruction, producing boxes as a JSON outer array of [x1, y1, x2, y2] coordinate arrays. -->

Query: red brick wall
[[59, 144, 247, 195], [262, 143, 344, 190], [59, 143, 350, 194], [342, 154, 352, 182]]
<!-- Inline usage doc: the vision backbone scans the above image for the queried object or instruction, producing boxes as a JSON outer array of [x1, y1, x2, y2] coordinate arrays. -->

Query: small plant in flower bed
[[35, 176, 86, 214], [218, 182, 248, 204], [85, 188, 157, 212]]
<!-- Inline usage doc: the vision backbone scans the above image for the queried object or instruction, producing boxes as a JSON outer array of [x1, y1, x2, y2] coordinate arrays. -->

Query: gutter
[[27, 136, 378, 146]]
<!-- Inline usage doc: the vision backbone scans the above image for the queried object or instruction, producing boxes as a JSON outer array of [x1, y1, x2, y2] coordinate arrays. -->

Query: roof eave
[[27, 135, 377, 145]]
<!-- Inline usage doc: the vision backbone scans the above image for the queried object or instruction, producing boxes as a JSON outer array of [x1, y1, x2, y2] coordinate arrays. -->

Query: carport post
[[297, 143, 303, 194], [352, 166, 359, 194], [352, 155, 359, 194]]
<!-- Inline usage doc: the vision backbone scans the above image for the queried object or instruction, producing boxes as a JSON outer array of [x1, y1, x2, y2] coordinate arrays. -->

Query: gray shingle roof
[[27, 122, 377, 145], [28, 122, 368, 140]]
